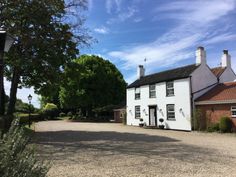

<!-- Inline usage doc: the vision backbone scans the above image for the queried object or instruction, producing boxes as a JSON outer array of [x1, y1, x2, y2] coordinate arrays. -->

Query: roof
[[211, 67, 226, 78], [127, 64, 199, 88], [195, 82, 236, 104]]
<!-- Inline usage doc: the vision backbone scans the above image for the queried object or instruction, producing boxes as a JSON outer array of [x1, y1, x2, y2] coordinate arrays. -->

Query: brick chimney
[[137, 65, 145, 79], [221, 50, 231, 68], [196, 46, 206, 65]]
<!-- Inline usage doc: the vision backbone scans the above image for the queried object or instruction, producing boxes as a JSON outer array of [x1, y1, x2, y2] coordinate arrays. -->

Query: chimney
[[221, 50, 231, 68], [196, 46, 206, 65], [137, 65, 145, 79]]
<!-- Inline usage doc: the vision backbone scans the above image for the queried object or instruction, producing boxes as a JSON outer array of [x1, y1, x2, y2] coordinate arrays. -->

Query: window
[[135, 87, 140, 99], [166, 81, 174, 96], [135, 106, 141, 118], [149, 84, 156, 98], [167, 104, 175, 120], [231, 106, 236, 117]]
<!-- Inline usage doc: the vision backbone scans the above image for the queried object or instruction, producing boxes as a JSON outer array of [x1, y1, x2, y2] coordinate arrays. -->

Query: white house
[[126, 47, 236, 131]]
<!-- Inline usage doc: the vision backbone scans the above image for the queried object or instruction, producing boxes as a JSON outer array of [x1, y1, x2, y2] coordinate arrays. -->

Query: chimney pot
[[223, 50, 228, 54]]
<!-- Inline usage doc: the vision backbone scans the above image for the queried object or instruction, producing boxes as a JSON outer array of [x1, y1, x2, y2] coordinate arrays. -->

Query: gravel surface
[[34, 121, 236, 177]]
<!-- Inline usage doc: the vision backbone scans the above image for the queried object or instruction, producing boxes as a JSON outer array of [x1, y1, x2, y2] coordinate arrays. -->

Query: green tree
[[0, 0, 91, 123], [59, 55, 126, 116]]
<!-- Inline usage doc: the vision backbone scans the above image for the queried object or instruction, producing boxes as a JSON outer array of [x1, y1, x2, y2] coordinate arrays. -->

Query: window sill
[[232, 116, 236, 118], [166, 95, 175, 97], [167, 119, 176, 121]]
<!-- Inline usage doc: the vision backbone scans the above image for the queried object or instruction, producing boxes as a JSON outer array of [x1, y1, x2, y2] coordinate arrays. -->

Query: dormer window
[[166, 81, 174, 96], [149, 84, 156, 98], [135, 87, 140, 100]]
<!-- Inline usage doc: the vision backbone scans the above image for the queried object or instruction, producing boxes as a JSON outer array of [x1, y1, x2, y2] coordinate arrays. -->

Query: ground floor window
[[167, 104, 175, 120], [135, 106, 141, 118], [231, 106, 236, 117]]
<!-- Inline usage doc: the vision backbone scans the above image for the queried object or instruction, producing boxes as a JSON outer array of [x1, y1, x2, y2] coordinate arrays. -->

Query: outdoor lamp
[[0, 30, 14, 52], [28, 94, 32, 103]]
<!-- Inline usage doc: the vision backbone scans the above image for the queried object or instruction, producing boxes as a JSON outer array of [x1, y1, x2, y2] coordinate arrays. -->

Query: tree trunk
[[0, 51, 5, 115], [7, 67, 20, 115]]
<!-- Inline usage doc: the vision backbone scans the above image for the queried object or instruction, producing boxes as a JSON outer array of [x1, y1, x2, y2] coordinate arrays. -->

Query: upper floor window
[[135, 106, 141, 118], [166, 81, 174, 96], [149, 84, 156, 98], [135, 87, 140, 100], [167, 104, 175, 120], [231, 106, 236, 117]]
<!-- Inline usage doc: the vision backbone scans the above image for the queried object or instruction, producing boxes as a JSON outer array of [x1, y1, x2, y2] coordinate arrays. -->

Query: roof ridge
[[141, 63, 197, 78]]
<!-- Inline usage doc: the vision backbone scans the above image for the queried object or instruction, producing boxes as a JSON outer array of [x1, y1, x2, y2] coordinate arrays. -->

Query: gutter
[[195, 99, 236, 105]]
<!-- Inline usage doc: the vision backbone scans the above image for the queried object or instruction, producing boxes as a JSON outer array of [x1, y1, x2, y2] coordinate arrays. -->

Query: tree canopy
[[0, 0, 91, 116], [59, 55, 126, 114]]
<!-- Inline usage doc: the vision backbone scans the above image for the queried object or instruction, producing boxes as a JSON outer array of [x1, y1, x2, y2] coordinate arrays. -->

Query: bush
[[59, 112, 66, 117], [219, 116, 232, 133], [42, 103, 59, 119], [67, 112, 73, 119], [0, 119, 49, 177], [207, 123, 219, 132], [18, 113, 42, 124]]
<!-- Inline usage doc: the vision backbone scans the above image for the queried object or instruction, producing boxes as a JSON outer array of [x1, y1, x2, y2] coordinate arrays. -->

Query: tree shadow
[[33, 130, 235, 167]]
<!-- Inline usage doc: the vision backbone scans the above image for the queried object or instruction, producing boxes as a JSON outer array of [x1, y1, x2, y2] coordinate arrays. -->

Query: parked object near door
[[159, 118, 165, 129]]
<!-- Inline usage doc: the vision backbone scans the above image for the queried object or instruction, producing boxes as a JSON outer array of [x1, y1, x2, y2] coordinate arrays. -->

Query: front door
[[149, 106, 157, 126]]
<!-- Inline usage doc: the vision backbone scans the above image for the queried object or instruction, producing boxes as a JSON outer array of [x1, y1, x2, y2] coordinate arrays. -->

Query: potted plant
[[158, 118, 165, 129], [139, 118, 144, 127]]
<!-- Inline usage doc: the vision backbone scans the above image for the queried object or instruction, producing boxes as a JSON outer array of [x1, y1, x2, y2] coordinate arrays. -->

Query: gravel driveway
[[34, 121, 236, 177]]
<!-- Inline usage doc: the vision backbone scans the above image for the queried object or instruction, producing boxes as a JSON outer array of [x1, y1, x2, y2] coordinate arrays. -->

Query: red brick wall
[[196, 104, 236, 130]]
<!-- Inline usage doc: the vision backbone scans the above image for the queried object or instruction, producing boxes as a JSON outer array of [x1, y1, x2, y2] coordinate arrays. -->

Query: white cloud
[[106, 0, 122, 14], [94, 26, 109, 34], [108, 0, 236, 83], [133, 17, 142, 23], [204, 33, 236, 45], [107, 6, 138, 24]]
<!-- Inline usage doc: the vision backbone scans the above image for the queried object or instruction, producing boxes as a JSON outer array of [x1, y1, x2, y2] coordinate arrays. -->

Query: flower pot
[[158, 125, 165, 129]]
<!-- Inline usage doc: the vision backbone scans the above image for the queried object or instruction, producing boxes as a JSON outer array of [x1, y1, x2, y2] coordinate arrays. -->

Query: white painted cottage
[[126, 47, 236, 131]]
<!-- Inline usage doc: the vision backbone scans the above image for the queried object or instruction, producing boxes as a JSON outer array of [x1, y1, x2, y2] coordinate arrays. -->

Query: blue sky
[[6, 0, 236, 108], [83, 0, 236, 83]]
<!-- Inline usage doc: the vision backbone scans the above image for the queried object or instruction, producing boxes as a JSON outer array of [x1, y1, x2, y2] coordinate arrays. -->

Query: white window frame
[[135, 87, 140, 100], [231, 106, 236, 117], [149, 84, 156, 98], [166, 81, 174, 96], [167, 104, 175, 120], [135, 106, 141, 119]]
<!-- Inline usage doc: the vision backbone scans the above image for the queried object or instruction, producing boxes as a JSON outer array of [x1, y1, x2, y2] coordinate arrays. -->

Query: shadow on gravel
[[33, 130, 226, 165]]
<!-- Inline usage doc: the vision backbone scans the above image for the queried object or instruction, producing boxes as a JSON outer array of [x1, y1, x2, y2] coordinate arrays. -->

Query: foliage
[[207, 122, 220, 132], [42, 103, 59, 119], [15, 99, 37, 113], [17, 113, 42, 124], [219, 116, 232, 133], [192, 109, 204, 131], [0, 0, 92, 116], [0, 119, 49, 177], [59, 55, 127, 116], [67, 111, 73, 119], [59, 112, 66, 117]]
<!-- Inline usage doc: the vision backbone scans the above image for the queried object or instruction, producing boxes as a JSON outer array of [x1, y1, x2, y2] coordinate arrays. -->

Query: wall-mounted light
[[179, 108, 183, 112]]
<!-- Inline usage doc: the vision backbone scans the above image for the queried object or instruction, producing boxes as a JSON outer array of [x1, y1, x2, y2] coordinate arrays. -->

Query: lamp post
[[0, 30, 14, 115], [28, 94, 32, 127]]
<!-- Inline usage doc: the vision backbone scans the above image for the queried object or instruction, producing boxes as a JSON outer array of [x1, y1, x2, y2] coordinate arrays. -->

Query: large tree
[[59, 55, 126, 115], [0, 0, 91, 118]]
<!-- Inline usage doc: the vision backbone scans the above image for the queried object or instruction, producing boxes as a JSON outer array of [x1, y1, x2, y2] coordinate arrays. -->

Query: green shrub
[[17, 113, 42, 124], [0, 119, 49, 177], [207, 123, 220, 132], [42, 103, 59, 119], [59, 112, 66, 117], [67, 112, 73, 119], [219, 116, 232, 133]]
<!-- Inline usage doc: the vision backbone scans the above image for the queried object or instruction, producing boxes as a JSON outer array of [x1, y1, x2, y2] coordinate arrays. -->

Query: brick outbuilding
[[195, 82, 236, 130]]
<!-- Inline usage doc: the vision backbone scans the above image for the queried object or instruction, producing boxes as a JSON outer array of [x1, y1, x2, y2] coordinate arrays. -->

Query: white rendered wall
[[191, 64, 218, 100], [219, 67, 236, 83], [126, 78, 192, 131]]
